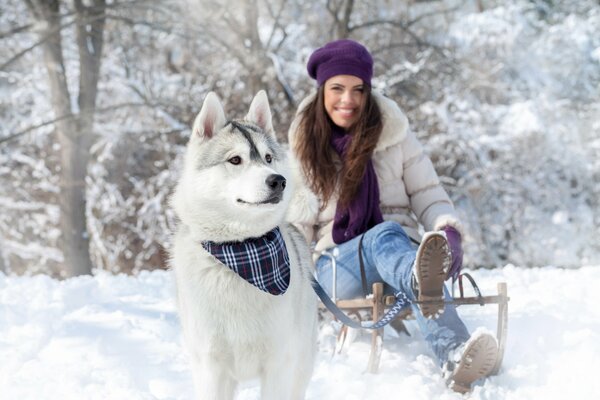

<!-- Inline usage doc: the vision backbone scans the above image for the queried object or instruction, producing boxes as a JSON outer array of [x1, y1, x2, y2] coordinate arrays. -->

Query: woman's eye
[[265, 154, 272, 163], [228, 156, 242, 165]]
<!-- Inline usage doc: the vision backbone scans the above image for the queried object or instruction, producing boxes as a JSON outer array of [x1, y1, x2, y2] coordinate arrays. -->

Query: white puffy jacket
[[286, 91, 462, 258]]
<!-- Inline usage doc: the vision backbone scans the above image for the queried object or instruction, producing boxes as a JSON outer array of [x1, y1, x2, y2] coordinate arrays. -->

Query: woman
[[287, 39, 498, 392]]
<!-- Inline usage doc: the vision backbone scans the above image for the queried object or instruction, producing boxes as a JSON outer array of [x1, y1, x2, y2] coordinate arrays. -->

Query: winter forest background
[[1, 0, 599, 278]]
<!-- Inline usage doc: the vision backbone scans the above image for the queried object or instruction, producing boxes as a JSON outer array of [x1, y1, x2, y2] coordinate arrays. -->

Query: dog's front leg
[[260, 358, 296, 400], [190, 355, 237, 400]]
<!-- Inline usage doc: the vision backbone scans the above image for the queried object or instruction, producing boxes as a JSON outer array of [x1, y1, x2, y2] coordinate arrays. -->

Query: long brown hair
[[294, 85, 383, 209]]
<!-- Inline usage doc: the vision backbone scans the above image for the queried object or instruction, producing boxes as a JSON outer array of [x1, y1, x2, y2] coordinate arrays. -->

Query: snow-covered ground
[[1, 265, 599, 399]]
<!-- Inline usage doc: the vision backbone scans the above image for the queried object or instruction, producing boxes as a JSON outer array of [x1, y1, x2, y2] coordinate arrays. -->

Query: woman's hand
[[443, 226, 463, 281]]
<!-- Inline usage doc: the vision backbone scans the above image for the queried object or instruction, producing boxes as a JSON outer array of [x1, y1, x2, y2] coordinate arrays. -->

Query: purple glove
[[443, 226, 463, 281]]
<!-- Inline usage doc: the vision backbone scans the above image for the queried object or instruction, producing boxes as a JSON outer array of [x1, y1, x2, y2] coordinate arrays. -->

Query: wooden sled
[[317, 253, 509, 374]]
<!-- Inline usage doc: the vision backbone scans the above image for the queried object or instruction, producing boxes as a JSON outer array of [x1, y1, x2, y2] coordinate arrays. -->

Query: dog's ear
[[192, 92, 226, 140], [246, 90, 274, 135]]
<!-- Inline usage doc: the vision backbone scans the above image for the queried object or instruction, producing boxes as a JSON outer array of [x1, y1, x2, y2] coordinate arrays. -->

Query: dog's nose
[[266, 174, 286, 193]]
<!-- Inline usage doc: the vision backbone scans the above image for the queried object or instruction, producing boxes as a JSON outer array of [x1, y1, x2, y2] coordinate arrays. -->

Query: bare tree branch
[[0, 101, 172, 145], [349, 18, 448, 57], [348, 18, 402, 32], [264, 0, 288, 50], [0, 16, 76, 71], [0, 112, 75, 145], [372, 42, 431, 53], [2, 0, 174, 71], [267, 52, 295, 106], [405, 5, 461, 27], [0, 22, 34, 39], [105, 13, 189, 38]]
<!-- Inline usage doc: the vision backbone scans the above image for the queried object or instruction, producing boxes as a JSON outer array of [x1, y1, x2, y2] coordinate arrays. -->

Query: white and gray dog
[[170, 91, 317, 400]]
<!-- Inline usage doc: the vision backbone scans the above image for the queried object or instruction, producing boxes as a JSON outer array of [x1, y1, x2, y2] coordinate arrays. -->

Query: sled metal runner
[[318, 276, 509, 374]]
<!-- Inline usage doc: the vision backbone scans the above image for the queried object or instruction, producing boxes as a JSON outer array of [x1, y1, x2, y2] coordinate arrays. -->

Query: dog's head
[[171, 90, 292, 242]]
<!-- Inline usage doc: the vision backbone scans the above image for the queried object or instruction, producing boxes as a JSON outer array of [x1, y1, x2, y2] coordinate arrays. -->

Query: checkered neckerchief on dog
[[201, 227, 291, 295]]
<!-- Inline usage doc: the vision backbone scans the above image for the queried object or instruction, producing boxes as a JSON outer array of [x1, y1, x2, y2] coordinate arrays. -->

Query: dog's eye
[[228, 156, 242, 165], [265, 154, 272, 163]]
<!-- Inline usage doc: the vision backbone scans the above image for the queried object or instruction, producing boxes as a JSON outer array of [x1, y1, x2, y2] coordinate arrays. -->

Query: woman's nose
[[341, 90, 352, 104]]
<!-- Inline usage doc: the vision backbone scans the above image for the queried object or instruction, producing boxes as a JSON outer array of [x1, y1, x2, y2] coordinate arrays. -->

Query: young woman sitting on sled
[[287, 39, 498, 392]]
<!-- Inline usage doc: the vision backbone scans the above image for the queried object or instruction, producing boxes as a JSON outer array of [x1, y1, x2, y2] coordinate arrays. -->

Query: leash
[[314, 232, 412, 330], [311, 277, 412, 330]]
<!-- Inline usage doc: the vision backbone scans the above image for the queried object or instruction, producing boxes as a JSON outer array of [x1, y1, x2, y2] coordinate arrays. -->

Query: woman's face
[[323, 75, 365, 129]]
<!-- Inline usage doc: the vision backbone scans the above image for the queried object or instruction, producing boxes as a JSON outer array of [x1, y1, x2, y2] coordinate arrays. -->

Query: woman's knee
[[365, 221, 414, 258], [372, 221, 409, 240]]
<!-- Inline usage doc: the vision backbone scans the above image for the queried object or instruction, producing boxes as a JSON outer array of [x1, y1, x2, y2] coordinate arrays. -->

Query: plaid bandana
[[201, 227, 291, 295]]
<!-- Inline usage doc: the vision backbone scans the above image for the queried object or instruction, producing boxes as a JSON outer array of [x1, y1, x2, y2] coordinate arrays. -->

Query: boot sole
[[449, 333, 498, 394], [415, 232, 450, 319]]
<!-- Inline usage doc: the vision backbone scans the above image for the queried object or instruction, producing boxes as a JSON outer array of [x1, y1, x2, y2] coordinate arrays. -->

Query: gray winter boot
[[444, 331, 498, 393], [413, 231, 451, 319]]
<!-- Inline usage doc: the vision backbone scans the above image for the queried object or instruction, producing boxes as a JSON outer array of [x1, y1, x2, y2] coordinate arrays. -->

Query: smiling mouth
[[336, 108, 355, 117], [237, 195, 282, 205]]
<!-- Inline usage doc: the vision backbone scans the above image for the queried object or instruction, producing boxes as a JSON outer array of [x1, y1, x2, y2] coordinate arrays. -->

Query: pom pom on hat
[[307, 39, 373, 86]]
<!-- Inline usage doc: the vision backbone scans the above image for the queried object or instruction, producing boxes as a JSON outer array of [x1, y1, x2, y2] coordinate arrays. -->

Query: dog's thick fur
[[170, 91, 318, 400]]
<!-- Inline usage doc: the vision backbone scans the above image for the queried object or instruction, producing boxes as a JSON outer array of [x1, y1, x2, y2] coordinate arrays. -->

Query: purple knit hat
[[307, 39, 373, 86]]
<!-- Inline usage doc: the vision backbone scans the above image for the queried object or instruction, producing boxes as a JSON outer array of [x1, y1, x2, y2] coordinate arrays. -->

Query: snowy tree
[[11, 0, 107, 277], [1, 0, 599, 275], [420, 0, 600, 267]]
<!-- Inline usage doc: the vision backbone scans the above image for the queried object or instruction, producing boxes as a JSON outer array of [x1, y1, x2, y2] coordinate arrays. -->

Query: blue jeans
[[315, 221, 470, 366]]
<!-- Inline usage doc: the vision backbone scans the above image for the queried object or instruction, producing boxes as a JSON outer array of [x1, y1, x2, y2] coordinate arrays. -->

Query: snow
[[2, 266, 599, 399]]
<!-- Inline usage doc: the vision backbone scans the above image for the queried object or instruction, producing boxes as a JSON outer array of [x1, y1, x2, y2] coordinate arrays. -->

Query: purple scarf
[[330, 125, 383, 244]]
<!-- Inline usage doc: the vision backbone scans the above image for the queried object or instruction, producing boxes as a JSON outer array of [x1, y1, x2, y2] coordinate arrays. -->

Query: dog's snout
[[266, 174, 286, 193]]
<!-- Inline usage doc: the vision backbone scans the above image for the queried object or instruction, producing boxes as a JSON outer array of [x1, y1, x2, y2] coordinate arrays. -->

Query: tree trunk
[[337, 0, 354, 39], [24, 0, 106, 277], [327, 0, 354, 39], [244, 0, 268, 96], [0, 237, 6, 273], [69, 0, 105, 276], [476, 0, 485, 13], [59, 125, 93, 276]]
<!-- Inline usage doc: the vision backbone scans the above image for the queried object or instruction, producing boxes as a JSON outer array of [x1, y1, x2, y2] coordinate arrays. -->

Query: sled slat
[[367, 283, 384, 374], [491, 282, 508, 375], [417, 294, 508, 307], [325, 294, 507, 310]]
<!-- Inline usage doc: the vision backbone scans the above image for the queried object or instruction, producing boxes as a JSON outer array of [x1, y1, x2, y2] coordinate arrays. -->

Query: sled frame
[[317, 255, 509, 374]]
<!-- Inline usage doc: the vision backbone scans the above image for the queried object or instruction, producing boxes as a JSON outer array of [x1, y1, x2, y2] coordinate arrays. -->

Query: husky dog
[[170, 91, 318, 400]]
